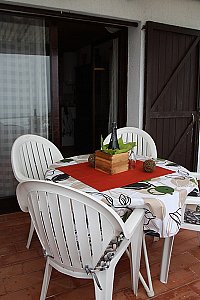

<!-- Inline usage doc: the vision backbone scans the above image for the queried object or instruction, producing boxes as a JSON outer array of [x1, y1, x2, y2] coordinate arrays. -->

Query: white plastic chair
[[11, 134, 63, 248], [104, 126, 157, 159], [160, 171, 200, 283], [16, 180, 153, 300], [181, 172, 200, 235]]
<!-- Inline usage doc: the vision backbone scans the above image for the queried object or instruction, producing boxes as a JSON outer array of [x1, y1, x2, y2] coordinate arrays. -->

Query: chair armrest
[[185, 196, 200, 205], [123, 208, 144, 239], [189, 172, 200, 180]]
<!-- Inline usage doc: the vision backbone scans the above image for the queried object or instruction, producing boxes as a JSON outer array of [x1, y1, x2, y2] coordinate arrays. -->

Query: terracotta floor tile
[[115, 256, 130, 274], [164, 268, 198, 290], [0, 279, 6, 296], [14, 235, 41, 252], [47, 274, 91, 294], [45, 278, 77, 297], [0, 215, 7, 223], [0, 249, 42, 268], [1, 211, 200, 299], [170, 252, 199, 272], [0, 217, 29, 229], [3, 270, 44, 293], [0, 234, 26, 246], [152, 285, 200, 299], [0, 288, 36, 300], [189, 247, 200, 260], [173, 238, 198, 255], [0, 264, 23, 279], [52, 283, 95, 300], [189, 262, 200, 277], [26, 285, 43, 299], [22, 257, 45, 274], [142, 239, 164, 266], [188, 279, 200, 296], [146, 277, 168, 295], [113, 289, 137, 300], [113, 288, 150, 300], [113, 271, 131, 292], [175, 229, 197, 241], [1, 212, 29, 222], [50, 268, 64, 280], [0, 244, 17, 257], [140, 261, 160, 279], [11, 224, 30, 237]]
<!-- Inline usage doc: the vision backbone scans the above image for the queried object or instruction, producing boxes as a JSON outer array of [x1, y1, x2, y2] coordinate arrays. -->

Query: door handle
[[191, 113, 195, 143], [192, 113, 195, 124]]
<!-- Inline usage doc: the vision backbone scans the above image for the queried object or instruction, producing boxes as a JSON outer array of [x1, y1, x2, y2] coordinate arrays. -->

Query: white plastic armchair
[[181, 172, 200, 233], [16, 180, 150, 300], [160, 171, 200, 284], [11, 134, 63, 248], [104, 127, 157, 159]]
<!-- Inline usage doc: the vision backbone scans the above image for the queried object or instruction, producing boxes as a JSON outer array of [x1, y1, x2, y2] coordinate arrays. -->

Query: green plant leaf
[[101, 135, 104, 149], [100, 136, 136, 155]]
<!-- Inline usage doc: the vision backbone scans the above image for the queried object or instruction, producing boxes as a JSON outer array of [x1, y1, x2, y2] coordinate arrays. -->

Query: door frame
[[49, 17, 129, 149]]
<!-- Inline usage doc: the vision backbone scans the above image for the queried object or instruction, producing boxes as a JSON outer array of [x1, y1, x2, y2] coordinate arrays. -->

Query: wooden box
[[95, 150, 129, 175]]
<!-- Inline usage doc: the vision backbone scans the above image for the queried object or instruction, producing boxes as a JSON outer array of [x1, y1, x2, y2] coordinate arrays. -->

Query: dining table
[[45, 153, 199, 283]]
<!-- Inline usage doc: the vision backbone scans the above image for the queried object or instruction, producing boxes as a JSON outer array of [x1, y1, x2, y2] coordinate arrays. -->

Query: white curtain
[[0, 15, 50, 197], [108, 38, 118, 132]]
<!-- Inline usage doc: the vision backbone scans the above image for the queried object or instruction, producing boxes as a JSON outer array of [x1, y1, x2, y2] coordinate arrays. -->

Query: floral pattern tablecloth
[[45, 155, 198, 238]]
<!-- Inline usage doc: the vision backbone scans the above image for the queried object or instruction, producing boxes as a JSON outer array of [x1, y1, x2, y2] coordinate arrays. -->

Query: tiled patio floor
[[0, 212, 200, 299]]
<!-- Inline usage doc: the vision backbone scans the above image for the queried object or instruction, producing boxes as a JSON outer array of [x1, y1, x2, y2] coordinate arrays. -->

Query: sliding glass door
[[0, 14, 50, 198], [0, 11, 128, 212]]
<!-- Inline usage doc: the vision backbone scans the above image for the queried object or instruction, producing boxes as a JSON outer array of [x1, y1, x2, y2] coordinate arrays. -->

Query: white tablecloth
[[45, 155, 198, 238]]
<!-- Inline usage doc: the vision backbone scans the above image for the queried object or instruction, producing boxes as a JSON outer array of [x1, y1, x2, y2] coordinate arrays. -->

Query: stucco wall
[[1, 0, 200, 30]]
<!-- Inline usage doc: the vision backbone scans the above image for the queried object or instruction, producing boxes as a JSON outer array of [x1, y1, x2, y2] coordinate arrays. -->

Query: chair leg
[[26, 219, 34, 249], [128, 231, 154, 297], [160, 236, 174, 283], [139, 235, 154, 297], [197, 232, 200, 246], [129, 216, 144, 295], [93, 266, 115, 300], [40, 259, 52, 300]]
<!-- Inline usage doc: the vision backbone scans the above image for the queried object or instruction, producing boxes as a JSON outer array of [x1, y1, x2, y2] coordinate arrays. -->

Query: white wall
[[2, 0, 200, 31], [127, 24, 144, 128]]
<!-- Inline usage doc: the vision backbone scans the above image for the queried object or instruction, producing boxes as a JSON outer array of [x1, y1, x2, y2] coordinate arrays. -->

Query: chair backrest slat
[[23, 141, 41, 179], [29, 141, 47, 178], [46, 192, 72, 265], [72, 200, 95, 267], [59, 195, 82, 268], [39, 191, 62, 263], [20, 144, 33, 178], [86, 207, 106, 264], [28, 191, 52, 255]]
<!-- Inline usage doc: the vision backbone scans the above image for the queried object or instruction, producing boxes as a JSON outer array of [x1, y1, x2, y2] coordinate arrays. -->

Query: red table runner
[[57, 161, 174, 192]]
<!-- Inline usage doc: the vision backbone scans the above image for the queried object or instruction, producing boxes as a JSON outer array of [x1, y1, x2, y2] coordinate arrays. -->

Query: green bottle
[[108, 122, 119, 150]]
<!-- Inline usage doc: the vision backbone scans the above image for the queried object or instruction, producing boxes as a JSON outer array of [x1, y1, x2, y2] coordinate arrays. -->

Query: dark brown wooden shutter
[[145, 21, 200, 170]]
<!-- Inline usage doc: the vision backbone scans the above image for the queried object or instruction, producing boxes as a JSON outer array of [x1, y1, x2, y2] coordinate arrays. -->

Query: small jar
[[129, 150, 136, 169]]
